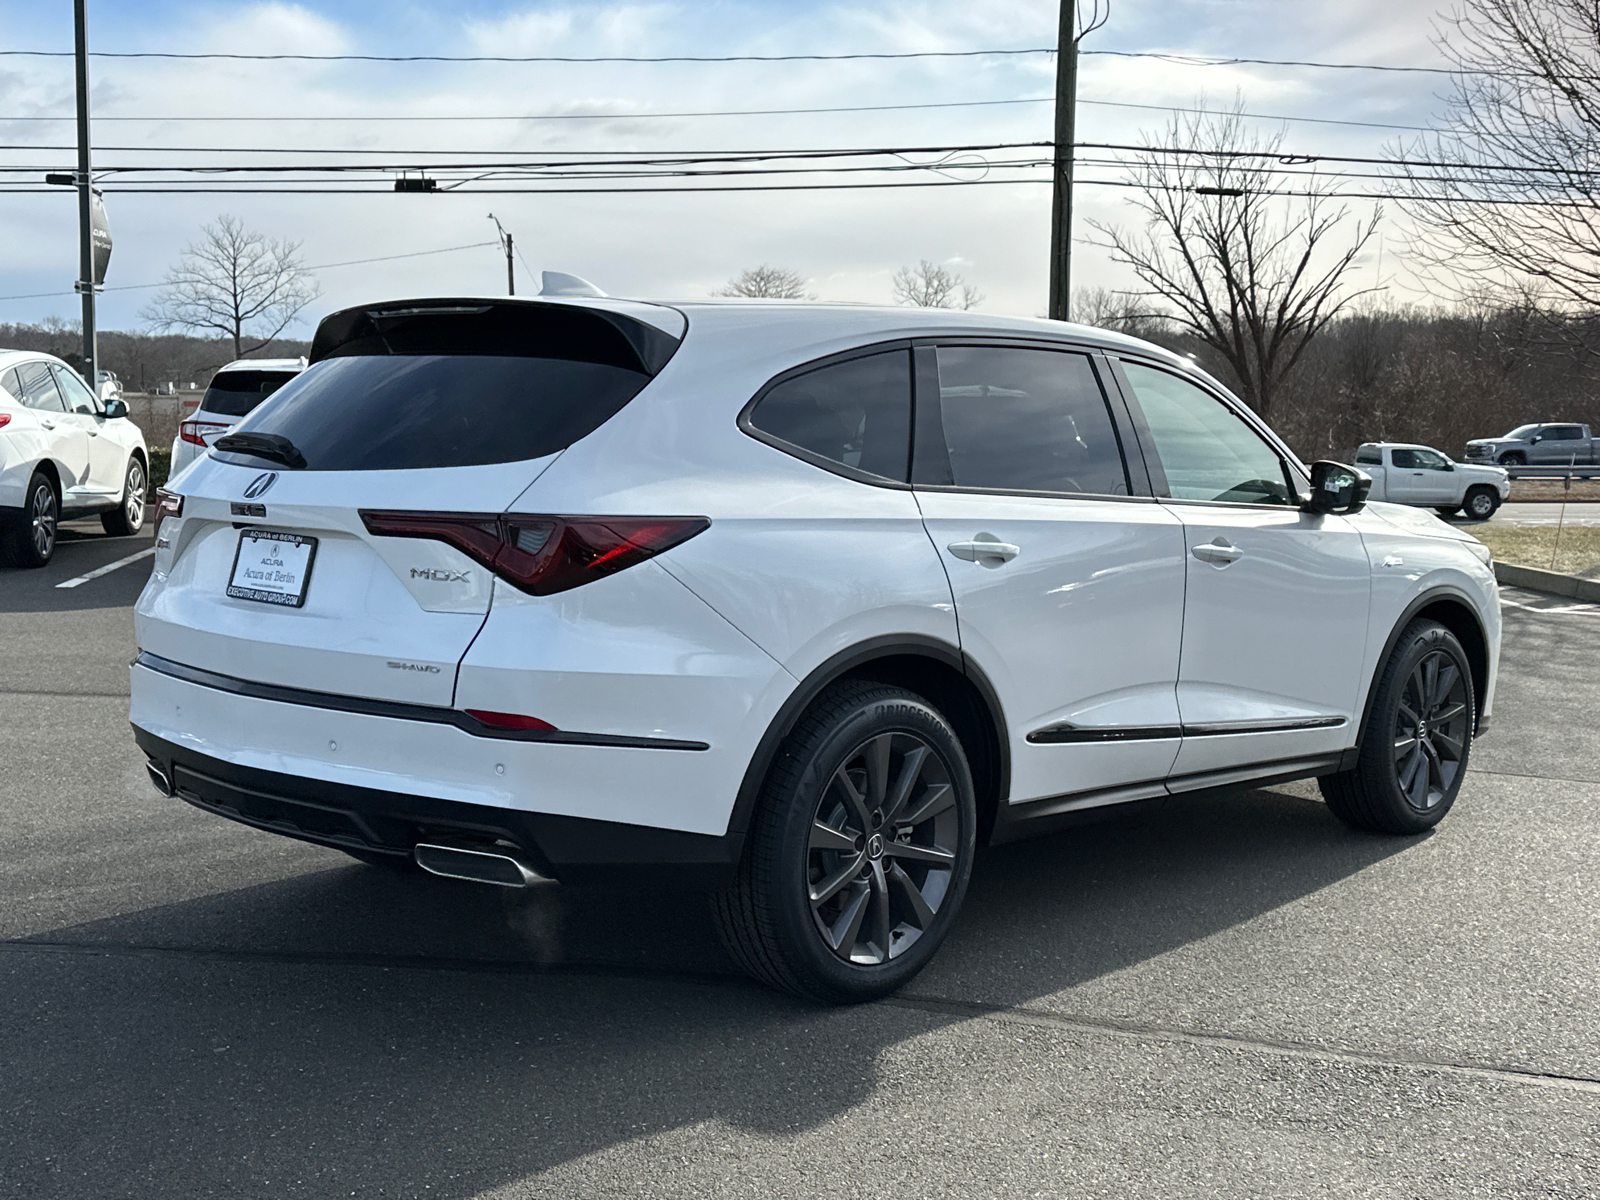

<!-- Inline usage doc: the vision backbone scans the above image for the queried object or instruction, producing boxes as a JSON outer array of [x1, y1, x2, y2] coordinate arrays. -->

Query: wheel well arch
[[30, 458, 62, 501], [1357, 588, 1490, 747], [728, 636, 1010, 850]]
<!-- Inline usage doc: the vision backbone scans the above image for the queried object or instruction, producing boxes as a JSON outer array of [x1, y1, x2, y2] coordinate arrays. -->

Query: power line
[[1079, 49, 1461, 75], [0, 239, 499, 304], [0, 47, 1055, 64]]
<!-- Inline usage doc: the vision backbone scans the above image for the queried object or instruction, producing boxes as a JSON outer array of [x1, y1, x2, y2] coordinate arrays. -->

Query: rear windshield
[[200, 370, 300, 417], [217, 302, 678, 472]]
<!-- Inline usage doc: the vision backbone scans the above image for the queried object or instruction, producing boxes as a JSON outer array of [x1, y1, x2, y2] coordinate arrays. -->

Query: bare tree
[[1071, 286, 1164, 336], [143, 215, 320, 359], [1391, 1, 1600, 314], [892, 260, 983, 310], [715, 264, 814, 299], [1088, 104, 1380, 419]]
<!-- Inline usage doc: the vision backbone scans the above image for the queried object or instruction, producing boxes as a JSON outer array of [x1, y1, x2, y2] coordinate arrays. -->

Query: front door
[[52, 364, 123, 495], [914, 344, 1188, 808], [1112, 360, 1372, 785], [1387, 447, 1456, 505]]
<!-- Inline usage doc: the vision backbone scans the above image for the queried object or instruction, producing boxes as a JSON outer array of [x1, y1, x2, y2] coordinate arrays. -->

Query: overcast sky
[[1, 0, 1453, 336]]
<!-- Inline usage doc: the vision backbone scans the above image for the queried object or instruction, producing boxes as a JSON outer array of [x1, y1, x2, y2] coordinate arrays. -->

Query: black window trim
[[736, 338, 917, 490], [907, 334, 1154, 504], [1105, 353, 1311, 512]]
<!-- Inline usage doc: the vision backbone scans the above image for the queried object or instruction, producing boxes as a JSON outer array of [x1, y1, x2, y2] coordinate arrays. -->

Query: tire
[[1320, 619, 1475, 834], [0, 471, 59, 568], [101, 455, 146, 536], [1499, 452, 1526, 467], [713, 680, 978, 1003], [1434, 506, 1460, 518], [1462, 486, 1499, 521]]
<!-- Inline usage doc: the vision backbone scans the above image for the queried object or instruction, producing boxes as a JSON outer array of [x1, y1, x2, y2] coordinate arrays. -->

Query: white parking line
[[55, 546, 155, 590], [1500, 596, 1600, 616]]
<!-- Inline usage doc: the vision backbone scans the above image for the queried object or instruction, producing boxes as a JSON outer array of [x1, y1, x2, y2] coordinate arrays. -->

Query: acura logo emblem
[[243, 472, 278, 499]]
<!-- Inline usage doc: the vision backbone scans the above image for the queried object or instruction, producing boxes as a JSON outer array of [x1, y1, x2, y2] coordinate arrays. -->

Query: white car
[[130, 298, 1501, 1002], [1353, 442, 1510, 520], [0, 349, 149, 567], [170, 358, 306, 477]]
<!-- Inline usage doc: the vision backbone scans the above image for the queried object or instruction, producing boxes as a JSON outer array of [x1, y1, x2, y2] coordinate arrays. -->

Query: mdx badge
[[410, 567, 471, 582], [243, 472, 278, 499]]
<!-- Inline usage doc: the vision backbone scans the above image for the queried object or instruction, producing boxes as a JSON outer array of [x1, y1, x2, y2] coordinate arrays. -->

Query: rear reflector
[[360, 510, 709, 596], [464, 709, 557, 732]]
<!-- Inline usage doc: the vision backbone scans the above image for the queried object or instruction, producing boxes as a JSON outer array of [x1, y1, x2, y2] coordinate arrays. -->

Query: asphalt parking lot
[[3, 520, 1599, 1198]]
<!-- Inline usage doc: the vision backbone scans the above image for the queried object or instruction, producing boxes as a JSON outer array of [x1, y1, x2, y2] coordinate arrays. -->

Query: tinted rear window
[[1354, 447, 1382, 464], [218, 301, 680, 472], [746, 350, 912, 482], [201, 370, 299, 417]]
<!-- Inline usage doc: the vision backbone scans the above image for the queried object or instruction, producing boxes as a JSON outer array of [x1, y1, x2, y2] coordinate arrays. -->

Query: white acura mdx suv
[[1, 349, 149, 566], [130, 297, 1500, 1001]]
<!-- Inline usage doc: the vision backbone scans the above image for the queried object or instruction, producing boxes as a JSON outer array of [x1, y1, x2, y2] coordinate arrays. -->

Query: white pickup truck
[[1353, 442, 1510, 520]]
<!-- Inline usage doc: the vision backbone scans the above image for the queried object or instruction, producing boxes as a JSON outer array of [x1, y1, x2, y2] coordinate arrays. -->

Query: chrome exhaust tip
[[413, 843, 547, 888], [145, 760, 173, 797]]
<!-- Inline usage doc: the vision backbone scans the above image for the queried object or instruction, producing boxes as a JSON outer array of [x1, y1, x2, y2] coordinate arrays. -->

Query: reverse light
[[152, 488, 184, 542], [179, 419, 228, 446], [359, 510, 710, 596]]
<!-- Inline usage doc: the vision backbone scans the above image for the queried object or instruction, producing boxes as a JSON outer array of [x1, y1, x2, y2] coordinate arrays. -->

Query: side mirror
[[1530, 435, 1543, 444], [104, 397, 128, 419], [1301, 460, 1370, 515]]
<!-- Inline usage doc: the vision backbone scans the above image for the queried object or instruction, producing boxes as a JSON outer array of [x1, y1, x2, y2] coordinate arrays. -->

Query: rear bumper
[[133, 725, 743, 888]]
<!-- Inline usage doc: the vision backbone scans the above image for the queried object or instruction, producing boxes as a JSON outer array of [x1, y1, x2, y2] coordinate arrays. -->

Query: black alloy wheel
[[714, 680, 977, 1003], [102, 456, 146, 536], [807, 729, 960, 965], [1321, 618, 1475, 834], [1, 472, 59, 568], [1464, 487, 1498, 521]]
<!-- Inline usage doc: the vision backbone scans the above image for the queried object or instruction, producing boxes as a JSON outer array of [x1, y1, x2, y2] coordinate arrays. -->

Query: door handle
[[1191, 537, 1243, 565], [40, 419, 55, 429], [947, 534, 1019, 566]]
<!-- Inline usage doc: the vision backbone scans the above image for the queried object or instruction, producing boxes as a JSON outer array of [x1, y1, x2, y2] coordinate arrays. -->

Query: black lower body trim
[[132, 727, 741, 888], [133, 651, 707, 751], [989, 752, 1346, 844], [1027, 716, 1345, 744]]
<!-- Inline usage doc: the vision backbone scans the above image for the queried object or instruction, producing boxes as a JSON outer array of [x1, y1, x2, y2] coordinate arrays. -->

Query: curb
[[1494, 561, 1600, 603]]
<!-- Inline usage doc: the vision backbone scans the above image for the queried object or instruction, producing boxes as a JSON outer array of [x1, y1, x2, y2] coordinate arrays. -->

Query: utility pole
[[73, 0, 97, 388], [488, 214, 514, 295], [1048, 1, 1108, 322]]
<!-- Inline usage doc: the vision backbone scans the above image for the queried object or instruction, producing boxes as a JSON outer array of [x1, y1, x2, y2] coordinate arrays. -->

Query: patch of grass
[[1507, 478, 1600, 503], [1468, 523, 1600, 578]]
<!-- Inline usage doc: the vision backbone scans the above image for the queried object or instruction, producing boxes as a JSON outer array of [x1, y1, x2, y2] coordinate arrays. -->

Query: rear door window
[[746, 349, 912, 482], [1354, 447, 1382, 465], [200, 370, 299, 417], [928, 346, 1128, 496]]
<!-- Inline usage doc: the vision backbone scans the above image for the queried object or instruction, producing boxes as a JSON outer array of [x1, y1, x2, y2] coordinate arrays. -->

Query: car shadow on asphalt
[[2, 783, 1418, 1198]]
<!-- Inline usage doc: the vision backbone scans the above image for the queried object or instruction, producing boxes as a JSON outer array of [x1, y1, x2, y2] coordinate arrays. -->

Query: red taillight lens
[[153, 488, 184, 542], [179, 419, 227, 446], [0, 414, 11, 429], [359, 511, 710, 596]]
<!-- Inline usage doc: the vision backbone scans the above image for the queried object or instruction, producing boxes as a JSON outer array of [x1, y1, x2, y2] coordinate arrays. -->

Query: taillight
[[179, 419, 227, 446], [0, 413, 10, 429], [153, 488, 184, 542], [359, 510, 710, 596]]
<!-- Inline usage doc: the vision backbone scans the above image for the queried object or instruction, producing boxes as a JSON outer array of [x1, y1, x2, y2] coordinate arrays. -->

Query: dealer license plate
[[226, 529, 317, 607]]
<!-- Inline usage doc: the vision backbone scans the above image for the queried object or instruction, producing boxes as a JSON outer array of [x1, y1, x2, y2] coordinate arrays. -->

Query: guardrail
[[1499, 464, 1600, 480]]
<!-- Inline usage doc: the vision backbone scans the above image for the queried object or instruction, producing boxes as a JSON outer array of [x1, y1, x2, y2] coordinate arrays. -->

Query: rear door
[[138, 300, 681, 707], [1111, 359, 1371, 784], [914, 343, 1187, 807], [13, 361, 89, 489]]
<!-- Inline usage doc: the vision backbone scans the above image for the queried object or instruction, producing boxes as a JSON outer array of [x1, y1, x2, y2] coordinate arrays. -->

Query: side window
[[1354, 446, 1382, 465], [747, 349, 911, 482], [1553, 426, 1584, 441], [1413, 449, 1450, 470], [930, 346, 1128, 495], [0, 367, 20, 402], [52, 364, 102, 415], [1120, 361, 1292, 506], [1390, 449, 1419, 468], [15, 362, 66, 413]]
